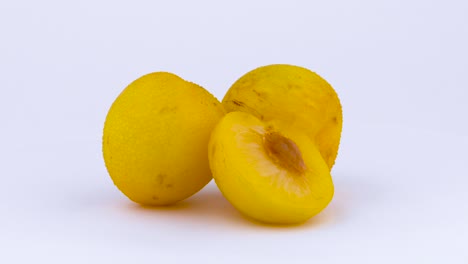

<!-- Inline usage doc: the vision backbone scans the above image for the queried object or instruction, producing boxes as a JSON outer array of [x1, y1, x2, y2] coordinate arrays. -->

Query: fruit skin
[[208, 111, 334, 224], [103, 72, 225, 206], [222, 64, 342, 170]]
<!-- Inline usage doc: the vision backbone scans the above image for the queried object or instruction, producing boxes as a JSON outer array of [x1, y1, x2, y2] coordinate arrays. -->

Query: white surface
[[1, 0, 467, 263]]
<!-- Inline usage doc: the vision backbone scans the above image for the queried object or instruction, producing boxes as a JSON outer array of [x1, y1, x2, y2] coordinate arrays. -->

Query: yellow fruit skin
[[208, 111, 334, 224], [103, 72, 225, 205], [222, 64, 342, 170]]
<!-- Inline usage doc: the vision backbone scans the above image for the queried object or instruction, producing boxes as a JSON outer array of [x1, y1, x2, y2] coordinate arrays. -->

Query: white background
[[1, 0, 467, 263]]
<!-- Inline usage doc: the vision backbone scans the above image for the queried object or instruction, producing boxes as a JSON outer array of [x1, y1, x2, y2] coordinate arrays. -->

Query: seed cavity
[[263, 131, 306, 175]]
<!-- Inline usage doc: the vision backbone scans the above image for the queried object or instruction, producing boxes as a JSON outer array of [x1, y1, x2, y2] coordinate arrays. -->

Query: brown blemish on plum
[[159, 106, 178, 114], [152, 195, 159, 200], [232, 100, 245, 107], [228, 100, 264, 119], [157, 174, 166, 185], [252, 89, 267, 100]]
